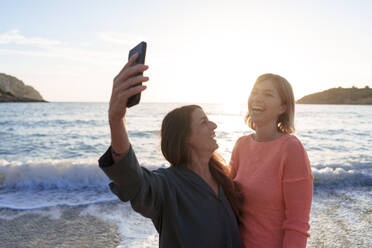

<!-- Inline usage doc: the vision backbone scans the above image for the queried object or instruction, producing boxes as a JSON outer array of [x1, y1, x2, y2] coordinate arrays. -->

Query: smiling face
[[248, 79, 286, 128], [188, 108, 218, 154]]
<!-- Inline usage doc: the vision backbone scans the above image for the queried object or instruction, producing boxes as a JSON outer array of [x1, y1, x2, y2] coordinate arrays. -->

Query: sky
[[0, 0, 371, 103]]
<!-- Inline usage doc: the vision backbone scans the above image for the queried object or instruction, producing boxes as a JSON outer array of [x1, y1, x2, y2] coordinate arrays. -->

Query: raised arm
[[108, 52, 149, 162], [99, 55, 168, 220]]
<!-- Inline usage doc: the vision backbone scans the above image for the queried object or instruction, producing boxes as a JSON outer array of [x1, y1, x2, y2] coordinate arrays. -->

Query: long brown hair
[[245, 73, 295, 134], [161, 105, 242, 218]]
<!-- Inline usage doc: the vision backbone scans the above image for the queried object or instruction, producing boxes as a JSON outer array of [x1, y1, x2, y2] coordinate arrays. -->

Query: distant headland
[[0, 73, 46, 102], [296, 86, 372, 105]]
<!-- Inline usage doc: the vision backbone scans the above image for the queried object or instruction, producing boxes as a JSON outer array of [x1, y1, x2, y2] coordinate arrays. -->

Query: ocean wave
[[0, 159, 164, 209], [0, 160, 109, 191], [0, 160, 371, 209], [1, 160, 371, 191], [0, 159, 163, 191], [312, 162, 372, 188]]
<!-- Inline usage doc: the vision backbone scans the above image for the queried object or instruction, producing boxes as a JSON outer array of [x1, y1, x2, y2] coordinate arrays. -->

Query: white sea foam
[[0, 159, 370, 193], [80, 203, 158, 248], [1, 160, 370, 210], [0, 159, 109, 190], [0, 205, 62, 220], [311, 162, 372, 188], [0, 159, 164, 209]]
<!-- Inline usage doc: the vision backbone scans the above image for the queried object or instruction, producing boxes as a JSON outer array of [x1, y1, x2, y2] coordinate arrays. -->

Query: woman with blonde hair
[[230, 73, 313, 247]]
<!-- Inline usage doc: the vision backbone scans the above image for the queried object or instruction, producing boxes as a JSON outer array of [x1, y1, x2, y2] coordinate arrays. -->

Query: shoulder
[[140, 166, 171, 183], [150, 167, 172, 177], [234, 134, 253, 149], [152, 166, 192, 193], [139, 167, 176, 194], [281, 135, 312, 178], [150, 166, 182, 181], [282, 135, 307, 154]]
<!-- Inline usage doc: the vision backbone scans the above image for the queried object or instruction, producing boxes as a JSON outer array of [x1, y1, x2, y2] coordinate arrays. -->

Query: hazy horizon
[[1, 71, 371, 103], [1, 0, 371, 103]]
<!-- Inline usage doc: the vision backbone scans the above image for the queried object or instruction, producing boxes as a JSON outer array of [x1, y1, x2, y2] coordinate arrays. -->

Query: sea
[[0, 102, 371, 248]]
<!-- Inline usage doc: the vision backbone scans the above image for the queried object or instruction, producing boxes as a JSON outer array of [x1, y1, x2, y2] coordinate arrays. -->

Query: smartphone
[[127, 41, 147, 108]]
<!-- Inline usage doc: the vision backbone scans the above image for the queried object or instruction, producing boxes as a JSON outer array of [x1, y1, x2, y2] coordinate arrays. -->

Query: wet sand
[[1, 190, 370, 248], [308, 190, 372, 248], [0, 205, 121, 248]]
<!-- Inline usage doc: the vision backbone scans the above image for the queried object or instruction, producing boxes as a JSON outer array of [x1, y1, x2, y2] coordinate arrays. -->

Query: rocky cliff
[[296, 87, 372, 104], [0, 73, 46, 102]]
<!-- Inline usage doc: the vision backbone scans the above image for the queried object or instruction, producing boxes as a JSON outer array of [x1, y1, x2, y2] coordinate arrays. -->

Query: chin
[[251, 118, 265, 127], [250, 115, 262, 122], [212, 143, 219, 151]]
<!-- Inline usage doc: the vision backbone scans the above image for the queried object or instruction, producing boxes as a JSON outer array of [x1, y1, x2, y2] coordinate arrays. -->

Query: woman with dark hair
[[98, 53, 243, 248], [230, 73, 313, 248]]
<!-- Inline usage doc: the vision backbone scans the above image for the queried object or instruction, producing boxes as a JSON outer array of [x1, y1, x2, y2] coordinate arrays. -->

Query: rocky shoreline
[[0, 90, 47, 102], [0, 73, 46, 102], [296, 87, 372, 104]]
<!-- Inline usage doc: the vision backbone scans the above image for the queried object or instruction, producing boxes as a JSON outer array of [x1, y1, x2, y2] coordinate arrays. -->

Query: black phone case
[[127, 41, 147, 108]]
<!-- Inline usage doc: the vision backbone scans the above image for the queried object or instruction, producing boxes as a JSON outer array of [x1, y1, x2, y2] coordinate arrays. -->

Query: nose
[[249, 92, 263, 104], [250, 92, 259, 101], [209, 121, 217, 130]]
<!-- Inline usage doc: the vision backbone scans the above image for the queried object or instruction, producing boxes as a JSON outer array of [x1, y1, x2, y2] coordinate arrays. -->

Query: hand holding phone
[[127, 41, 147, 108]]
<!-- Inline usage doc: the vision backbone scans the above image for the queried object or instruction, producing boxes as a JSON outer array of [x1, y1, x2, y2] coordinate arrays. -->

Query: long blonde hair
[[245, 73, 295, 134]]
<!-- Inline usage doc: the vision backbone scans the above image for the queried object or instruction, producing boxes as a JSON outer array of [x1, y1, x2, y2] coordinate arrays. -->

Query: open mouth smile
[[251, 105, 265, 112]]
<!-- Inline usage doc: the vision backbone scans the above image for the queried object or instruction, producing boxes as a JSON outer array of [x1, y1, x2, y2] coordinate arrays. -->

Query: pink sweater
[[230, 134, 313, 248]]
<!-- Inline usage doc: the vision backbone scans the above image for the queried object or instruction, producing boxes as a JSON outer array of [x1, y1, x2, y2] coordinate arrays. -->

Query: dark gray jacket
[[99, 146, 243, 248]]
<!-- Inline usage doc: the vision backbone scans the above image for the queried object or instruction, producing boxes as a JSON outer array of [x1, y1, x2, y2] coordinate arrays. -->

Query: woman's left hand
[[108, 53, 149, 124]]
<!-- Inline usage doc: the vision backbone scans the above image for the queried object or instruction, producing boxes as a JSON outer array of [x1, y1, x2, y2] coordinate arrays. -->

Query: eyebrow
[[254, 88, 275, 93], [200, 116, 208, 122]]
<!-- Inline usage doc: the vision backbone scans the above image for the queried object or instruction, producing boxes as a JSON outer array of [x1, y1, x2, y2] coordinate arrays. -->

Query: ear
[[279, 104, 287, 115]]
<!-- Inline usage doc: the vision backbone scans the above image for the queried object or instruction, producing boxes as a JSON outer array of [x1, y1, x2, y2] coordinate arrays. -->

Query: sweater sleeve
[[281, 138, 313, 248], [229, 137, 241, 179], [98, 146, 165, 219]]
